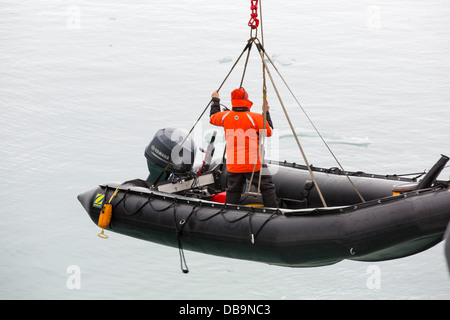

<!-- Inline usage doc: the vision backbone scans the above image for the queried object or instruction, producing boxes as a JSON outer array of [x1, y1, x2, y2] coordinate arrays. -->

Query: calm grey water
[[1, 0, 449, 300]]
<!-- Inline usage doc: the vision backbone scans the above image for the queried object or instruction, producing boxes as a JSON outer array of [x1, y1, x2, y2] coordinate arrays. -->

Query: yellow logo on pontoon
[[93, 193, 105, 208]]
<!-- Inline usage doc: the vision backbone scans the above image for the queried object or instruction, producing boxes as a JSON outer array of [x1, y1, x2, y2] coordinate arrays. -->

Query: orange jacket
[[210, 100, 273, 173]]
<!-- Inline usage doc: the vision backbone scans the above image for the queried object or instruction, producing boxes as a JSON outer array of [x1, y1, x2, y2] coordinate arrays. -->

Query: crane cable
[[246, 0, 267, 199], [246, 0, 365, 205], [244, 0, 329, 208]]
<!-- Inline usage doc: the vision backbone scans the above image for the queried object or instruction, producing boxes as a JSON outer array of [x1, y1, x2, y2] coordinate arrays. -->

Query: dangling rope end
[[179, 246, 190, 274], [177, 231, 190, 274], [97, 229, 109, 239]]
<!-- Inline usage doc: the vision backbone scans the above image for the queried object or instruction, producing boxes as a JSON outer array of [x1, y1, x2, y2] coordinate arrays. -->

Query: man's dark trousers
[[226, 171, 278, 208]]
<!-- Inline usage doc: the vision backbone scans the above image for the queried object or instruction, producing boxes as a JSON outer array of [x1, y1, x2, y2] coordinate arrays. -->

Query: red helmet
[[231, 87, 249, 101], [231, 88, 253, 109]]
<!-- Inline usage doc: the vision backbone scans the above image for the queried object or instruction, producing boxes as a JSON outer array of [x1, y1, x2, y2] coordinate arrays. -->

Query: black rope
[[172, 199, 187, 273], [146, 193, 175, 212], [248, 207, 255, 243], [173, 201, 202, 274], [120, 190, 149, 216], [221, 209, 252, 223], [251, 209, 280, 243], [195, 202, 227, 221]]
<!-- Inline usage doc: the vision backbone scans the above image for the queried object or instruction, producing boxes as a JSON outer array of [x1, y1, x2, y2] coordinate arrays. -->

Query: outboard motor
[[144, 128, 196, 185]]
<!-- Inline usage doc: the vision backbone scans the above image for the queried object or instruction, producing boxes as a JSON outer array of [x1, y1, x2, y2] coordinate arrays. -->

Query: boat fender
[[98, 204, 112, 229], [97, 187, 120, 238]]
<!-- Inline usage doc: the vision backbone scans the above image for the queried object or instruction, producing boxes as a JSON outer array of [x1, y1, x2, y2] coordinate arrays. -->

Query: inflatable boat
[[78, 128, 450, 271]]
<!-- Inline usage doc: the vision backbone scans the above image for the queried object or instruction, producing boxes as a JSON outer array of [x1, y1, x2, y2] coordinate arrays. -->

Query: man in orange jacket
[[210, 88, 277, 208]]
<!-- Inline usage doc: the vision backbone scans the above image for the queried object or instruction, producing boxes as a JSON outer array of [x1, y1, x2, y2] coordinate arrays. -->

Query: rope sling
[[153, 0, 366, 207], [245, 0, 267, 200]]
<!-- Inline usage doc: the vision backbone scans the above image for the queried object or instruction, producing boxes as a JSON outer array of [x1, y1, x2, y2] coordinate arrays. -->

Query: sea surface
[[1, 0, 449, 300]]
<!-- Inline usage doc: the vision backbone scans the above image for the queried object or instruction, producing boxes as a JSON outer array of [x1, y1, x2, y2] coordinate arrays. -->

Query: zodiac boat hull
[[78, 159, 450, 268]]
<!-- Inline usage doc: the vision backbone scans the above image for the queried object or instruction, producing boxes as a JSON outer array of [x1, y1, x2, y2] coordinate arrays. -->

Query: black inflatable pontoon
[[78, 128, 450, 270]]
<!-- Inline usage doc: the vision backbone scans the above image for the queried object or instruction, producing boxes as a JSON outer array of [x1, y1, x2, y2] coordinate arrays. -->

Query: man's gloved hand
[[262, 99, 270, 112], [211, 91, 220, 99]]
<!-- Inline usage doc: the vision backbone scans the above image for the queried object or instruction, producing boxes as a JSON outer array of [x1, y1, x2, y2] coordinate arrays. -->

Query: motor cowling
[[144, 128, 196, 184]]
